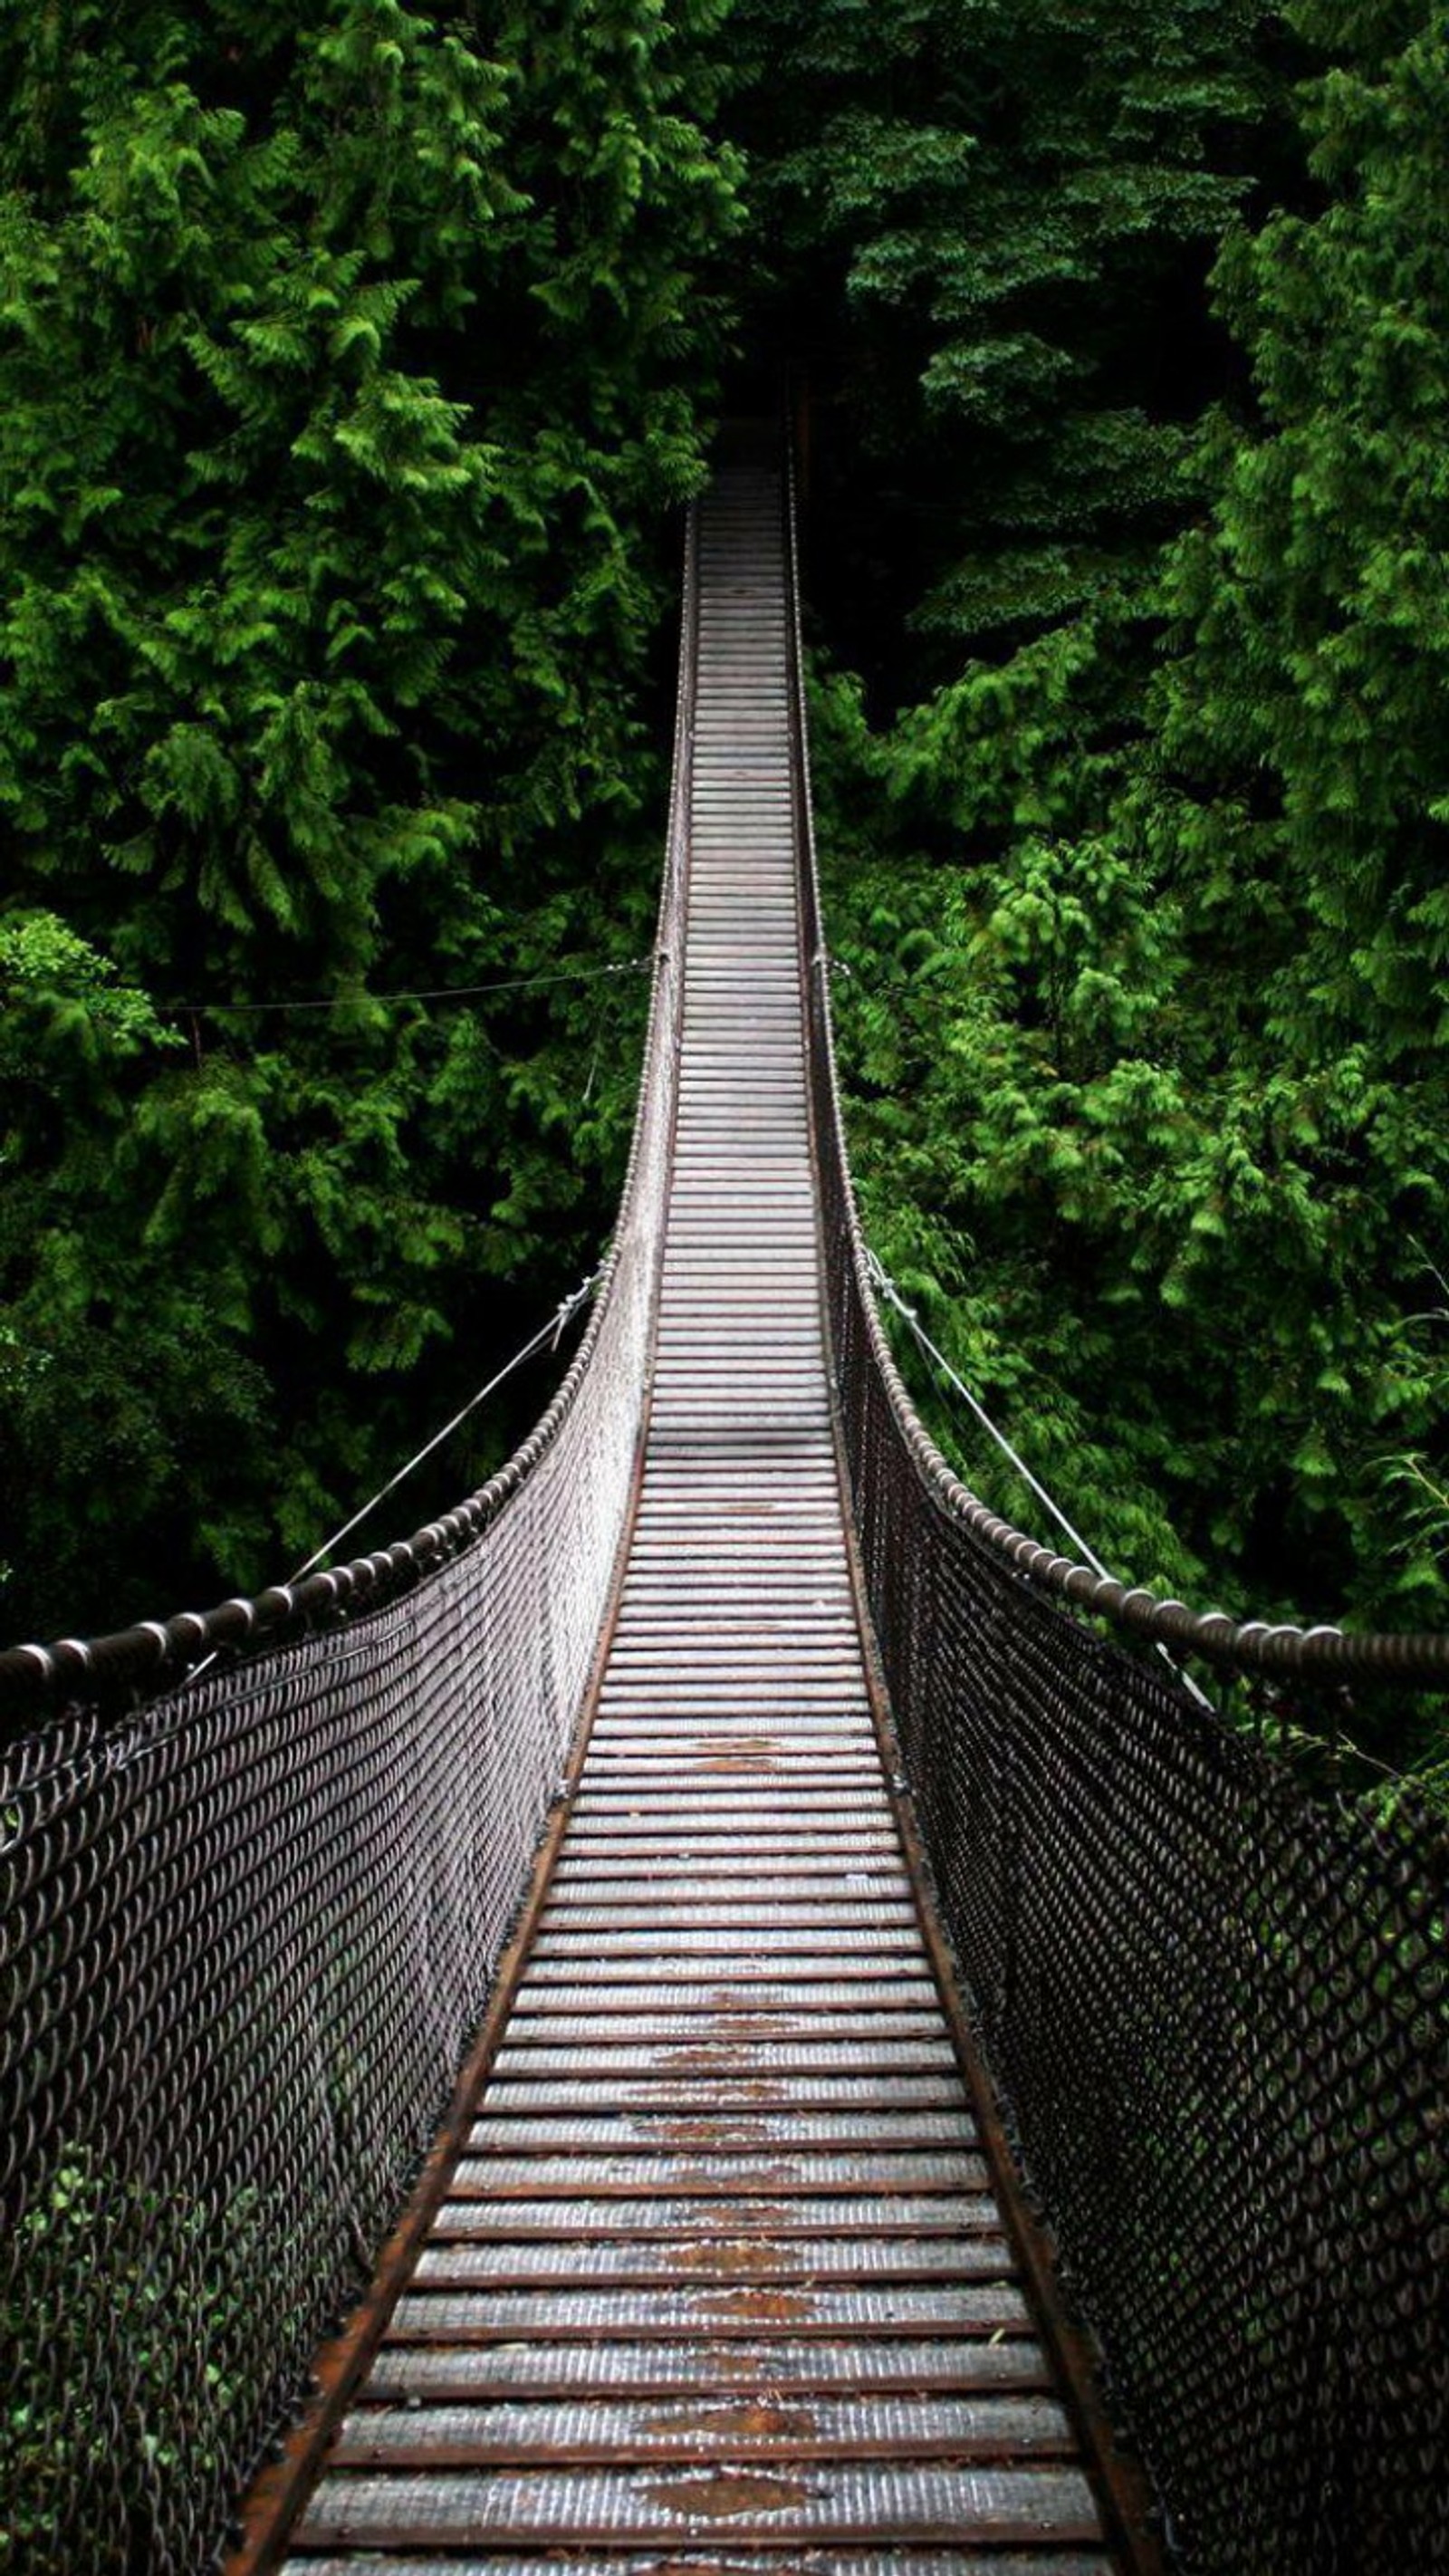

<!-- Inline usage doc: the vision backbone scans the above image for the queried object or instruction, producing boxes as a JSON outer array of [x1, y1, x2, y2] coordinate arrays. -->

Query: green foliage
[[0, 0, 743, 1637], [718, 0, 1303, 1613], [726, 0, 1269, 690], [3, 0, 1444, 1779], [804, 0, 1449, 1763], [1, 2149, 259, 2575]]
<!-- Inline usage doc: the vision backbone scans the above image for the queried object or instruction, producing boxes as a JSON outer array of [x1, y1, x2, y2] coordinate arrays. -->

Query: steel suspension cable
[[287, 1269, 601, 1582], [865, 1248, 1214, 1707], [866, 1249, 1111, 1580], [165, 956, 652, 1020]]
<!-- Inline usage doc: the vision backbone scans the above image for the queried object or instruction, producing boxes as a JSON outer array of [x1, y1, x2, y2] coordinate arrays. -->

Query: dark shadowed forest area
[[1, 0, 1445, 1782]]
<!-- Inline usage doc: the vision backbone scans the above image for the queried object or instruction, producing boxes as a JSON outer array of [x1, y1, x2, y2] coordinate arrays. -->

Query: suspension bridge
[[1, 457, 1444, 2576]]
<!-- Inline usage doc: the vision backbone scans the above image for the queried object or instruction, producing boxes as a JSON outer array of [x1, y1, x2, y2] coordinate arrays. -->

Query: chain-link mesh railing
[[785, 459, 1449, 2573], [0, 523, 697, 2576]]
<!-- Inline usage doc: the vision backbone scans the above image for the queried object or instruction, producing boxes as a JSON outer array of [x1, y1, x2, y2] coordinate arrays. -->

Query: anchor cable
[[865, 1247, 1213, 1707], [287, 1269, 603, 1583]]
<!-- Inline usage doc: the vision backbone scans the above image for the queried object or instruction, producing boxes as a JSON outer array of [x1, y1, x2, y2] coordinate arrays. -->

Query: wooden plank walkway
[[279, 471, 1118, 2569]]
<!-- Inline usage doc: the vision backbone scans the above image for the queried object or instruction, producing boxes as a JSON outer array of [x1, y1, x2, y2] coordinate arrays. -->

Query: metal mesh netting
[[0, 537, 696, 2576], [787, 474, 1449, 2572], [826, 1293, 1446, 2571]]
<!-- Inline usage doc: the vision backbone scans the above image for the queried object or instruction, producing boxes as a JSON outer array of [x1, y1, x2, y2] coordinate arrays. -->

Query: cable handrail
[[0, 505, 702, 2576], [785, 447, 1449, 1691], [0, 538, 699, 1731], [785, 437, 1446, 2576]]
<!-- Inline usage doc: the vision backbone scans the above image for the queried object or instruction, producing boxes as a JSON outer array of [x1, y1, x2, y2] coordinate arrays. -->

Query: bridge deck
[[279, 474, 1117, 2568]]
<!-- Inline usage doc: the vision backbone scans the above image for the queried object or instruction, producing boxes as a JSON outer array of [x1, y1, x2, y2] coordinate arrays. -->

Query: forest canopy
[[1, 0, 1445, 1771], [0, 0, 744, 1633]]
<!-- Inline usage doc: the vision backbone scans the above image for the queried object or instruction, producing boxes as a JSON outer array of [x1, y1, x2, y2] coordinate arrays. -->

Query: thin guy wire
[[865, 1247, 1213, 1708], [167, 956, 652, 1018], [286, 1270, 602, 1581], [178, 1268, 602, 1693]]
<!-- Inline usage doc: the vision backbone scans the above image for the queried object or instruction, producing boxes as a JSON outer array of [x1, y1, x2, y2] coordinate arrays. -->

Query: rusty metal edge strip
[[362, 2319, 1034, 2347], [326, 2435, 1082, 2469], [405, 2254, 1022, 2292], [275, 2507, 1108, 2554], [223, 504, 699, 2576], [428, 2206, 992, 2230], [781, 450, 1167, 2576], [354, 2358, 1059, 2398]]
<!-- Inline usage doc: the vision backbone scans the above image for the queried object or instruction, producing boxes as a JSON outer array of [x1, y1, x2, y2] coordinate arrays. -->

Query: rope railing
[[785, 450, 1447, 2575], [0, 521, 698, 2576]]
